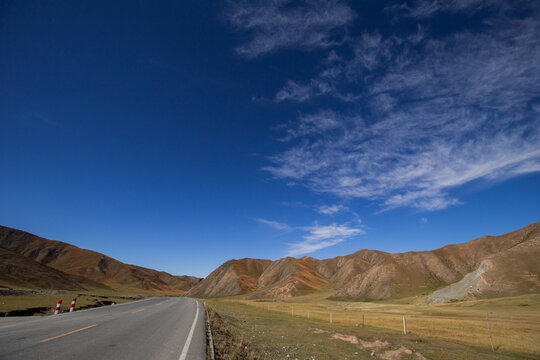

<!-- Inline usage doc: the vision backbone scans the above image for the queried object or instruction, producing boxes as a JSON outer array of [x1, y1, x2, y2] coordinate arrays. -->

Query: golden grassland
[[205, 292, 540, 359]]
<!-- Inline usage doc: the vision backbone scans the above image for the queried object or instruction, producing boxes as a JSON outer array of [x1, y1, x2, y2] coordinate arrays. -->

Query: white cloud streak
[[252, 217, 292, 231], [286, 223, 365, 256], [226, 0, 355, 58], [252, 217, 364, 256], [387, 0, 512, 19], [317, 204, 348, 215], [287, 238, 345, 256], [263, 1, 540, 211]]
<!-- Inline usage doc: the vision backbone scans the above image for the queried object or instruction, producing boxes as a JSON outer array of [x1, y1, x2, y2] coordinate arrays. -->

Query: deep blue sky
[[1, 1, 539, 277]]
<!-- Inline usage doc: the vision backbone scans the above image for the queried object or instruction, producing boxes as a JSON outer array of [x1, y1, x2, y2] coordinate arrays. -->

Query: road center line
[[131, 308, 145, 314], [39, 324, 97, 343], [178, 300, 200, 360]]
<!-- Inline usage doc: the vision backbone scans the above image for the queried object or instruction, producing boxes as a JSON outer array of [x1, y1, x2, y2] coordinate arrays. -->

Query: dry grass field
[[205, 292, 540, 359]]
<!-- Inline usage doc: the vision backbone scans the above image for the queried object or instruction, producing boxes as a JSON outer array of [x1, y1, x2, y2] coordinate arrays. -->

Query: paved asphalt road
[[0, 297, 206, 360]]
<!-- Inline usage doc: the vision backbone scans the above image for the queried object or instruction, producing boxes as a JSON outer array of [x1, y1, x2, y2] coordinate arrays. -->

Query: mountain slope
[[0, 225, 200, 293], [0, 247, 110, 291], [427, 223, 540, 303], [251, 257, 330, 298], [186, 258, 271, 297], [192, 222, 540, 301], [331, 222, 540, 300]]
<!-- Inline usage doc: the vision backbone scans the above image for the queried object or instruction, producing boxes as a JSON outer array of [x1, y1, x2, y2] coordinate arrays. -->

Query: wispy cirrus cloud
[[226, 0, 355, 58], [287, 222, 364, 256], [287, 238, 344, 256], [262, 1, 540, 211], [317, 204, 348, 215], [302, 223, 363, 241], [386, 0, 510, 19], [252, 217, 292, 231], [251, 217, 364, 255]]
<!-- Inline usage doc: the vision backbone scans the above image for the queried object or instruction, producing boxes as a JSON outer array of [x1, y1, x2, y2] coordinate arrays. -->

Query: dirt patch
[[380, 346, 413, 360], [207, 307, 260, 360], [357, 338, 391, 350], [331, 333, 359, 344], [311, 327, 427, 360]]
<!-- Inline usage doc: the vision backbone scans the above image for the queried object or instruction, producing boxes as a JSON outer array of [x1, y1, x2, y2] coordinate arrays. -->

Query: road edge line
[[179, 300, 200, 360]]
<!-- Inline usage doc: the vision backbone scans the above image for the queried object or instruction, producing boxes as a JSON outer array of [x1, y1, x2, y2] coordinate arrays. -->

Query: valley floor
[[205, 292, 540, 360]]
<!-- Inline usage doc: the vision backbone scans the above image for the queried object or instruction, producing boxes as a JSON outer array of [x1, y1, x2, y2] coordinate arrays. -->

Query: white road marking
[[178, 300, 200, 360]]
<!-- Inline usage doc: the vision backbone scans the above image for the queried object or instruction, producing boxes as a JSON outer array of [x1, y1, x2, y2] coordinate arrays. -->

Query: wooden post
[[330, 312, 333, 323], [403, 316, 407, 335], [362, 314, 364, 328], [486, 312, 495, 352]]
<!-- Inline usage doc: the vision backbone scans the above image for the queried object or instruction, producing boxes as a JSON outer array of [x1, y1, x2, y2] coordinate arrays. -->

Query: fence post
[[486, 312, 495, 352], [330, 312, 333, 323], [403, 316, 407, 335], [362, 314, 364, 328]]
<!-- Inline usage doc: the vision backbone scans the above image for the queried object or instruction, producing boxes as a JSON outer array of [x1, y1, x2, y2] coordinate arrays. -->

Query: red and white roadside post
[[54, 299, 62, 315], [69, 298, 76, 312]]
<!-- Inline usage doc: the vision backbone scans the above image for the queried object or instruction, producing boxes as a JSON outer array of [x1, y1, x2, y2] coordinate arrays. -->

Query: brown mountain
[[251, 257, 330, 298], [191, 222, 540, 301], [426, 223, 540, 303], [186, 258, 272, 297], [0, 225, 201, 293], [329, 221, 540, 300], [0, 247, 109, 291]]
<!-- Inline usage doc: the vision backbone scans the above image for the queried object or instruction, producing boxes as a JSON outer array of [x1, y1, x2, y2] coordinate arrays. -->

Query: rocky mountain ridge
[[188, 222, 540, 302]]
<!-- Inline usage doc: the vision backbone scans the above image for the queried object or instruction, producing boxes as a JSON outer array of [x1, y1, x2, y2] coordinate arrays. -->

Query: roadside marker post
[[69, 298, 76, 312], [54, 300, 62, 315]]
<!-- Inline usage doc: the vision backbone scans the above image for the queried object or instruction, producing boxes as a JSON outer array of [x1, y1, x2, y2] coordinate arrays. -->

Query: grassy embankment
[[0, 290, 173, 316], [204, 291, 540, 360]]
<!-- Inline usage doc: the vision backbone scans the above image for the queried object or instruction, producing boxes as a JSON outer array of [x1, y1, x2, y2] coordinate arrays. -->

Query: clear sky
[[1, 1, 539, 277]]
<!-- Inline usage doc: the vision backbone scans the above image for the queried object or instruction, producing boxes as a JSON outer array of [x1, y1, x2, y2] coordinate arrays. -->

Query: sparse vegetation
[[207, 307, 259, 360], [205, 292, 540, 359]]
